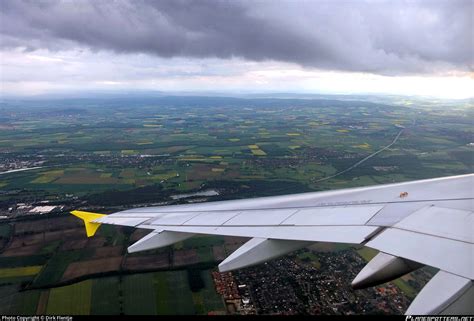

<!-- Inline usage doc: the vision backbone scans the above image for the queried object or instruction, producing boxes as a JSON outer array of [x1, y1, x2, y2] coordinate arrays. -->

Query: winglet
[[70, 210, 106, 237]]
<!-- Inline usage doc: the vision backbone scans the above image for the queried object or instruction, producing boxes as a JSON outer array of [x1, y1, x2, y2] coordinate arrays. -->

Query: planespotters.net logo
[[406, 316, 474, 321]]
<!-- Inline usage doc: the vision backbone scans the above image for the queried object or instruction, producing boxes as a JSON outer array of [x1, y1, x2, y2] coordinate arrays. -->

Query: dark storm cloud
[[1, 0, 472, 74]]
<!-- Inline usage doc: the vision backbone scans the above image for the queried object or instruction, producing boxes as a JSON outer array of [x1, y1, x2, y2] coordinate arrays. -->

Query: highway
[[315, 128, 404, 182]]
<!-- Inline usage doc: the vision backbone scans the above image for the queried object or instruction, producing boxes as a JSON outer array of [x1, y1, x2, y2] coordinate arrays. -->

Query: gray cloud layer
[[1, 0, 472, 75]]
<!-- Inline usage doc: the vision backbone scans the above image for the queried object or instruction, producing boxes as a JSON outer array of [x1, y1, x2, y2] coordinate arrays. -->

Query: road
[[315, 128, 404, 182]]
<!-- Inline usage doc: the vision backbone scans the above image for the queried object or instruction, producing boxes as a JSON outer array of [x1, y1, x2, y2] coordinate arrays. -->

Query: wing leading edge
[[72, 173, 474, 315]]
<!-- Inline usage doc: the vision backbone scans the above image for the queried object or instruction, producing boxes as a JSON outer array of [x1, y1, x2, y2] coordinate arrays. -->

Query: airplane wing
[[72, 173, 473, 315]]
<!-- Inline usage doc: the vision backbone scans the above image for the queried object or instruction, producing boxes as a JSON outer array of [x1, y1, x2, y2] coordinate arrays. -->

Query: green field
[[46, 280, 92, 315], [154, 271, 195, 315], [0, 224, 11, 239], [392, 279, 418, 299], [33, 250, 89, 287], [40, 240, 62, 255], [5, 290, 41, 314], [192, 270, 225, 314], [0, 255, 49, 268], [0, 266, 43, 278], [356, 247, 378, 261], [91, 277, 121, 314], [297, 251, 321, 268], [123, 273, 158, 315], [0, 286, 25, 314], [98, 224, 127, 246]]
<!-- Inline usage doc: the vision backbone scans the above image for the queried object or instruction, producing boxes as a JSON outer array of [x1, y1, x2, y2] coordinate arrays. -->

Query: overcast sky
[[1, 0, 472, 98]]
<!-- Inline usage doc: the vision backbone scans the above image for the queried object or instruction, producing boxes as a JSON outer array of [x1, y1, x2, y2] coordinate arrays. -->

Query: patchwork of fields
[[0, 271, 224, 315], [0, 96, 471, 314], [1, 96, 471, 201], [0, 215, 238, 315]]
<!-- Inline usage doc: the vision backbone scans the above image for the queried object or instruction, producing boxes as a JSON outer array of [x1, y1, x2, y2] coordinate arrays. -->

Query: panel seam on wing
[[278, 209, 302, 225], [220, 211, 243, 225], [179, 212, 205, 225], [390, 226, 473, 244]]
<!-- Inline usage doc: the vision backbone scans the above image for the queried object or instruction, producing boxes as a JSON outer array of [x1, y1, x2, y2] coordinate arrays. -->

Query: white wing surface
[[73, 173, 473, 315]]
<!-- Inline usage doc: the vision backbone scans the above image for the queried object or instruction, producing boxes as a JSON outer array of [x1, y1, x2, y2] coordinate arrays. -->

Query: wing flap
[[184, 211, 242, 226], [367, 205, 473, 279], [132, 205, 384, 227], [282, 205, 383, 225], [223, 209, 299, 226], [366, 228, 473, 279], [406, 270, 473, 315], [393, 206, 473, 243], [138, 224, 380, 244]]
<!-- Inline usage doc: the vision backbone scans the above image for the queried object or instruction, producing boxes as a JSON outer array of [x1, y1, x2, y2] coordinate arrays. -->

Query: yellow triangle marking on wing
[[70, 210, 106, 237]]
